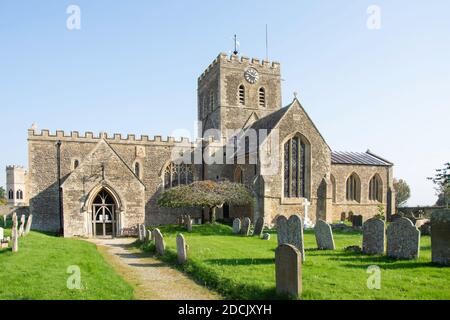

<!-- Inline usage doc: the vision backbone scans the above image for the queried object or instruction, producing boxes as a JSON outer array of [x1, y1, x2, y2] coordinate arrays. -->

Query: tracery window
[[369, 175, 382, 202], [163, 163, 194, 189], [346, 173, 361, 202], [8, 189, 14, 200], [284, 136, 307, 198], [16, 190, 23, 200]]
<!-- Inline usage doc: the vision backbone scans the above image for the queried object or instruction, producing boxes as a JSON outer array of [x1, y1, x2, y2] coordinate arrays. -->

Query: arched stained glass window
[[284, 136, 307, 198]]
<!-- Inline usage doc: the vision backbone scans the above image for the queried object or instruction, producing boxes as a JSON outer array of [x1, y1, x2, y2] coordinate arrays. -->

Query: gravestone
[[18, 215, 25, 237], [24, 214, 33, 235], [387, 217, 420, 259], [362, 218, 385, 255], [240, 217, 251, 236], [139, 224, 145, 241], [0, 227, 3, 240], [185, 215, 192, 232], [276, 215, 305, 262], [352, 215, 363, 227], [12, 213, 18, 252], [262, 233, 271, 241], [144, 228, 151, 244], [232, 218, 241, 234], [275, 244, 302, 298], [340, 212, 346, 222], [153, 228, 165, 255], [176, 233, 188, 264], [314, 220, 335, 250], [431, 210, 450, 266], [253, 217, 265, 237]]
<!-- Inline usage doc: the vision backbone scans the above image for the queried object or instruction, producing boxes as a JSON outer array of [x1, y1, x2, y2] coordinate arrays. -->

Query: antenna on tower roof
[[265, 24, 269, 61]]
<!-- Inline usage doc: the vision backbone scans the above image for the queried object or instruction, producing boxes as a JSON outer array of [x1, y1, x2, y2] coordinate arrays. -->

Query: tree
[[157, 180, 254, 223], [428, 162, 450, 209], [0, 187, 6, 206], [393, 179, 411, 208]]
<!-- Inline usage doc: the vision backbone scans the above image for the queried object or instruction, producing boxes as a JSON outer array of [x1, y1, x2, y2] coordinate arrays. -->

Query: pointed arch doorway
[[91, 189, 118, 238]]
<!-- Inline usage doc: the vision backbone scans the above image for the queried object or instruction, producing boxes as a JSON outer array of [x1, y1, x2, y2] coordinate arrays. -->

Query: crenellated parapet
[[6, 165, 26, 170], [198, 52, 281, 82], [27, 128, 228, 148]]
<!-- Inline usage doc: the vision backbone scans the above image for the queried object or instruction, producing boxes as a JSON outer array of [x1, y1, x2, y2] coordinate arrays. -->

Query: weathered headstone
[[144, 228, 151, 243], [340, 212, 346, 222], [232, 218, 241, 234], [352, 215, 363, 227], [387, 217, 420, 259], [12, 213, 18, 252], [24, 214, 33, 235], [275, 244, 302, 298], [253, 217, 265, 237], [240, 217, 251, 236], [138, 224, 145, 241], [185, 215, 192, 232], [153, 228, 165, 255], [362, 218, 385, 255], [18, 215, 25, 237], [276, 215, 305, 262], [262, 233, 271, 241], [431, 210, 450, 266], [0, 227, 4, 240], [314, 220, 335, 250], [176, 233, 188, 264], [151, 228, 155, 242], [277, 216, 288, 246]]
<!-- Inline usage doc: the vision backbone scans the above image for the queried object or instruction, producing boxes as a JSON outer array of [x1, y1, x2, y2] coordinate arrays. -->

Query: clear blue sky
[[1, 0, 449, 206]]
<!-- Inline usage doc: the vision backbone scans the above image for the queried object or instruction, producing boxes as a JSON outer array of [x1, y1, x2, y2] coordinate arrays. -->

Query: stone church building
[[25, 53, 395, 237]]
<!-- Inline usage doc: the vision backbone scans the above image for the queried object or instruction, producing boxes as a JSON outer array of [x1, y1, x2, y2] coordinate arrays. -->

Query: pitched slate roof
[[331, 150, 393, 166], [249, 104, 290, 132]]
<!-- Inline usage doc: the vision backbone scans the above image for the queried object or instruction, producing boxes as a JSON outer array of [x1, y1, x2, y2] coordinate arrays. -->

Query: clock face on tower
[[244, 68, 259, 84]]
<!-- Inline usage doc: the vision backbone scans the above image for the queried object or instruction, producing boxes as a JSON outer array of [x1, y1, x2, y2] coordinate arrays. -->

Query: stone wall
[[28, 129, 202, 236], [330, 163, 394, 222], [260, 100, 332, 226]]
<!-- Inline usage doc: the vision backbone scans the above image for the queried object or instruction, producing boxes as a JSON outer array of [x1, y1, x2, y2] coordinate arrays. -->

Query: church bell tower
[[197, 53, 282, 140]]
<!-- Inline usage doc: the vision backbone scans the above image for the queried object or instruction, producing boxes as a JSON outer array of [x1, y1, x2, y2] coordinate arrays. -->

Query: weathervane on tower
[[233, 34, 239, 55]]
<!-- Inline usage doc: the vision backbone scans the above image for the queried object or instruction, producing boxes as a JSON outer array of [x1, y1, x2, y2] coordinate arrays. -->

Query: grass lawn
[[142, 223, 450, 300], [0, 227, 134, 300]]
